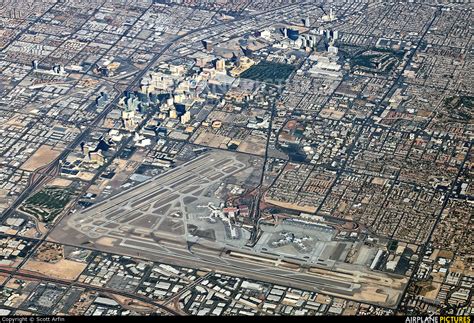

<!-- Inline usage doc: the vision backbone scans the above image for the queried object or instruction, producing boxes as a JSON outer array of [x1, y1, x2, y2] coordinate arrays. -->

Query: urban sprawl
[[0, 0, 472, 317]]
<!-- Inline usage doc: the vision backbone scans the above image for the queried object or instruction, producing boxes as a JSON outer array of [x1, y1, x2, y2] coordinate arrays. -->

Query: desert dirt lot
[[48, 178, 73, 187], [237, 140, 266, 156], [21, 145, 61, 172], [22, 259, 87, 280], [193, 131, 231, 149], [0, 274, 9, 285]]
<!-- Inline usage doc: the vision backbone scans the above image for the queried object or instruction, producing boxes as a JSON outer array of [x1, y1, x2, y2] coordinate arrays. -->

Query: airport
[[51, 150, 408, 308]]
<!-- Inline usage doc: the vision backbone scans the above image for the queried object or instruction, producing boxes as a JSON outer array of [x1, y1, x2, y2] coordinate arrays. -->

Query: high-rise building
[[122, 109, 136, 130], [322, 8, 336, 22], [325, 29, 331, 40], [216, 59, 226, 72], [52, 65, 65, 74], [169, 109, 177, 119], [295, 38, 304, 49], [180, 111, 191, 124], [83, 144, 92, 156], [32, 60, 38, 70], [202, 40, 213, 51], [333, 30, 339, 40], [95, 96, 105, 107], [304, 17, 310, 27], [195, 57, 208, 68]]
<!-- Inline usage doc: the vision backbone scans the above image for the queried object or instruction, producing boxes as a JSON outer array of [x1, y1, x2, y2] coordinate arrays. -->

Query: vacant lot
[[21, 145, 61, 172], [22, 259, 87, 280]]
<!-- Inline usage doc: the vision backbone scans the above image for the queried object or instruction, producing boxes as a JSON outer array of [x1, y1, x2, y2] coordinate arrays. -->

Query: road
[[0, 1, 315, 308], [0, 228, 405, 311], [0, 266, 180, 315], [1, 0, 306, 220]]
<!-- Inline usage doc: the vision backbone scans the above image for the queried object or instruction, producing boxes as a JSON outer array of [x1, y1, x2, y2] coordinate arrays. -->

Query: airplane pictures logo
[[406, 317, 472, 323]]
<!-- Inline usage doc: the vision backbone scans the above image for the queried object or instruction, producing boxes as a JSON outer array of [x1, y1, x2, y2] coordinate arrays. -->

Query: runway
[[65, 150, 250, 240]]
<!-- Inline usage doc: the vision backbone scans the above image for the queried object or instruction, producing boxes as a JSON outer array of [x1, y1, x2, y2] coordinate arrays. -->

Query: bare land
[[22, 259, 87, 280], [21, 145, 61, 172]]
